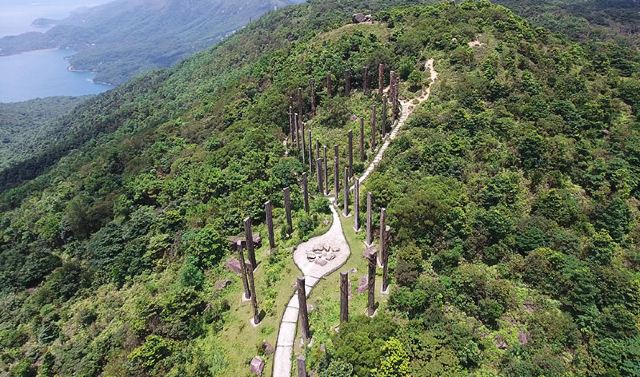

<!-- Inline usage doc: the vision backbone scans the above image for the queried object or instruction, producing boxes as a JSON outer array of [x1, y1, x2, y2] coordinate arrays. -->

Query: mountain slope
[[0, 1, 638, 376], [494, 0, 640, 47], [0, 96, 88, 170], [0, 0, 302, 85]]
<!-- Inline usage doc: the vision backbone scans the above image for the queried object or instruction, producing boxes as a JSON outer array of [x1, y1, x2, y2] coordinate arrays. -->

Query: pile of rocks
[[306, 244, 340, 266]]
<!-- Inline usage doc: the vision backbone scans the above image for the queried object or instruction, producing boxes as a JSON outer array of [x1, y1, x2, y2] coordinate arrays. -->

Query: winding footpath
[[272, 59, 437, 377], [356, 59, 438, 186]]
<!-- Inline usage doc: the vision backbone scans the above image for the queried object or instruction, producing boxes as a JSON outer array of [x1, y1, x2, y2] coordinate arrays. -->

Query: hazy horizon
[[0, 0, 111, 38]]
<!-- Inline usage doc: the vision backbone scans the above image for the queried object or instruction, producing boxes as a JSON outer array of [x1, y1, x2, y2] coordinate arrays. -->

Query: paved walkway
[[272, 59, 437, 377], [273, 202, 350, 377]]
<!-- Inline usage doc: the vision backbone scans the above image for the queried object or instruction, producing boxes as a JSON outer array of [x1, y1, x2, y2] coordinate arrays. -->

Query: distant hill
[[0, 0, 302, 85], [494, 0, 640, 46], [0, 96, 87, 170]]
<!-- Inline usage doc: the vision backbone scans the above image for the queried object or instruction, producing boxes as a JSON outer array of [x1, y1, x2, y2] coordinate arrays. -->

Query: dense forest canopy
[[0, 0, 638, 376], [0, 96, 88, 170]]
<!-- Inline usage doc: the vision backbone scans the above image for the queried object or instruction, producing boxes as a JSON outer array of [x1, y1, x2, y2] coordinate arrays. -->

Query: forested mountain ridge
[[0, 0, 301, 85], [0, 0, 639, 376]]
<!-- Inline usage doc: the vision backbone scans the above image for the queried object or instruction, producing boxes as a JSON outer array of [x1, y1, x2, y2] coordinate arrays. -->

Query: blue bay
[[0, 49, 112, 103]]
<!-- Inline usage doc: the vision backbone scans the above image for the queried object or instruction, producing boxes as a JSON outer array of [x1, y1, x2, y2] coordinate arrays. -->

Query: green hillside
[[0, 96, 88, 170], [494, 0, 640, 47], [0, 1, 639, 376]]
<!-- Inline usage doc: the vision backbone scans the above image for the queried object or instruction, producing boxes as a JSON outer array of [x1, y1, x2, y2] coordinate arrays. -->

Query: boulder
[[352, 13, 366, 23], [261, 341, 275, 355], [226, 258, 243, 275], [495, 335, 508, 349], [363, 245, 377, 258], [227, 233, 263, 250], [518, 331, 530, 346], [250, 356, 265, 376], [357, 275, 368, 293], [315, 258, 328, 266]]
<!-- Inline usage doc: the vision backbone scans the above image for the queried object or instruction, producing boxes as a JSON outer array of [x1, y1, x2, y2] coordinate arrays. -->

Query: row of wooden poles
[[233, 184, 389, 327], [233, 66, 401, 375], [287, 64, 401, 182]]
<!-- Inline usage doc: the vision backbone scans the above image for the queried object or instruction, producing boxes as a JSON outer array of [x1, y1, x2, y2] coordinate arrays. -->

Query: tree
[[372, 338, 411, 377], [182, 225, 226, 268]]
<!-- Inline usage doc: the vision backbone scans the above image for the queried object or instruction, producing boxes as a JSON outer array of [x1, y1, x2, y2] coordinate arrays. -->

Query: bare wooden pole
[[297, 356, 307, 377], [366, 192, 373, 245], [347, 129, 353, 177], [371, 105, 377, 150], [382, 225, 390, 293], [379, 208, 386, 265], [237, 242, 251, 300], [323, 145, 328, 195], [340, 272, 349, 323], [378, 63, 385, 95], [308, 130, 313, 172], [247, 260, 260, 324], [363, 66, 369, 95], [367, 251, 376, 316], [333, 154, 339, 204], [316, 158, 324, 194], [302, 172, 309, 213], [288, 106, 294, 145], [244, 217, 257, 269], [265, 201, 275, 249], [343, 166, 349, 216], [354, 177, 361, 231], [382, 95, 388, 141], [301, 122, 307, 165], [297, 277, 311, 341], [297, 87, 304, 119], [294, 113, 300, 149]]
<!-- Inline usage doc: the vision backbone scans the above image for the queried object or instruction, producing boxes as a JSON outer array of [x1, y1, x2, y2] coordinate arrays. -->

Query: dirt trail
[[355, 59, 438, 186]]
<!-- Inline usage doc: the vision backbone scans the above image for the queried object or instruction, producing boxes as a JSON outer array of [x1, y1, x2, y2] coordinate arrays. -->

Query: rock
[[352, 13, 366, 23], [357, 276, 368, 293], [363, 245, 376, 258], [250, 356, 265, 375], [215, 279, 232, 290], [227, 233, 263, 250], [326, 253, 336, 261], [495, 335, 508, 349], [518, 331, 530, 346], [315, 258, 328, 266], [226, 259, 242, 275], [262, 341, 275, 355]]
